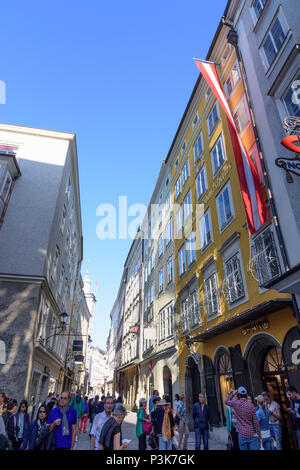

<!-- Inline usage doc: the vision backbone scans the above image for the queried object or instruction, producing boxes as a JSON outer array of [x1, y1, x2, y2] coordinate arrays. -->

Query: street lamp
[[60, 311, 69, 327]]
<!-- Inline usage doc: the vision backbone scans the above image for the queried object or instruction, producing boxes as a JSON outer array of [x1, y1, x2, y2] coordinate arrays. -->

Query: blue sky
[[1, 0, 226, 349]]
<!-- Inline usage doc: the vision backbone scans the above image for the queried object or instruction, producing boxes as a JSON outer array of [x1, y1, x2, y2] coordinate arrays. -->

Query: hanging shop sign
[[241, 319, 269, 336], [72, 340, 83, 352], [275, 117, 300, 183]]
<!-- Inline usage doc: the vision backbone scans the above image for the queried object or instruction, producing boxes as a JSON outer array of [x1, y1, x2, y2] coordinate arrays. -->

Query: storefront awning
[[187, 299, 292, 343]]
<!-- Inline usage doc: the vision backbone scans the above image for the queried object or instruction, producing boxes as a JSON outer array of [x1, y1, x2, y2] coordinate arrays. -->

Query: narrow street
[[75, 412, 225, 451]]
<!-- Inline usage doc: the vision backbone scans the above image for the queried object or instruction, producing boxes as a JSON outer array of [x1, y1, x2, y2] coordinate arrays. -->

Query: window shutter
[[229, 345, 249, 390], [203, 355, 220, 425]]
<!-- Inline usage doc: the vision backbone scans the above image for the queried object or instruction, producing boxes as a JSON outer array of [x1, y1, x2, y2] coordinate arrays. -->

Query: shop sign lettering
[[242, 320, 269, 336]]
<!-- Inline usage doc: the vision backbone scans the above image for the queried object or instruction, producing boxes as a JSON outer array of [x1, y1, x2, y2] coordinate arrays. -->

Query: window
[[216, 182, 234, 231], [0, 172, 12, 204], [147, 258, 151, 279], [159, 304, 174, 342], [207, 102, 219, 135], [180, 299, 189, 334], [176, 205, 183, 232], [196, 165, 207, 200], [158, 209, 163, 228], [150, 283, 154, 303], [193, 131, 204, 163], [200, 209, 212, 250], [58, 265, 65, 296], [222, 44, 232, 66], [165, 192, 171, 211], [175, 157, 179, 170], [52, 245, 60, 281], [65, 175, 71, 200], [192, 113, 199, 129], [282, 72, 300, 117], [181, 140, 187, 156], [60, 204, 67, 236], [189, 290, 201, 327], [233, 96, 250, 134], [175, 175, 182, 200], [204, 273, 220, 319], [211, 134, 226, 176], [224, 61, 241, 98], [262, 16, 287, 68], [252, 227, 281, 286], [151, 250, 155, 271], [183, 190, 192, 220], [224, 253, 245, 304], [205, 87, 212, 102], [159, 268, 164, 294], [178, 244, 186, 277], [182, 159, 190, 186], [158, 234, 164, 257], [165, 216, 173, 246], [186, 232, 196, 266], [252, 0, 267, 21], [167, 257, 174, 284]]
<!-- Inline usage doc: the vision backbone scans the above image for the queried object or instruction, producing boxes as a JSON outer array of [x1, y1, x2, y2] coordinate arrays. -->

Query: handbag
[[142, 411, 153, 435]]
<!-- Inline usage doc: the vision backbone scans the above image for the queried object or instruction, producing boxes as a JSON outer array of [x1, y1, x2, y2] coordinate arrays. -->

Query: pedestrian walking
[[47, 396, 57, 412], [69, 389, 85, 438], [91, 395, 103, 422], [47, 391, 77, 450], [136, 398, 151, 450], [151, 398, 175, 450], [149, 396, 161, 450], [15, 400, 31, 450], [90, 395, 114, 450], [149, 390, 160, 414], [173, 394, 180, 426], [262, 391, 282, 450], [225, 387, 262, 450], [88, 397, 94, 431], [176, 394, 189, 450], [255, 395, 273, 450], [192, 393, 211, 450], [226, 390, 239, 450], [113, 396, 123, 411], [79, 396, 89, 434], [99, 404, 129, 450], [45, 393, 53, 405], [286, 385, 300, 450], [4, 399, 19, 450], [27, 404, 52, 450]]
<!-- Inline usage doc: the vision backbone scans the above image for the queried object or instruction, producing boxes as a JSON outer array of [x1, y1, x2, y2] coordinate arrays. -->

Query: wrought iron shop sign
[[242, 319, 269, 336], [275, 117, 300, 183]]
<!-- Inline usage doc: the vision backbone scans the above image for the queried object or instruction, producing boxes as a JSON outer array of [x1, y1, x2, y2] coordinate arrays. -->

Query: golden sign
[[242, 320, 269, 336]]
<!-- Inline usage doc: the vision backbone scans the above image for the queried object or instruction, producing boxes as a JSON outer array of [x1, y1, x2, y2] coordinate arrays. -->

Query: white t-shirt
[[90, 411, 111, 450]]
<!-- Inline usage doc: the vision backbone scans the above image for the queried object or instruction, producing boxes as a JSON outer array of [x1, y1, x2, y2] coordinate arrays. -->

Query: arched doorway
[[215, 349, 233, 425], [262, 346, 296, 449], [163, 366, 173, 406], [185, 355, 201, 430]]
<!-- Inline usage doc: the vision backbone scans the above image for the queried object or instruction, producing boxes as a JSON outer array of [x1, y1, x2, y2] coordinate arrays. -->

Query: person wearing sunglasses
[[27, 404, 50, 450]]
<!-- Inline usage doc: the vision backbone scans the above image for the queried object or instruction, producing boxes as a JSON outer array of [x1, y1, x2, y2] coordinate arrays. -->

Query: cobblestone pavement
[[74, 412, 225, 451]]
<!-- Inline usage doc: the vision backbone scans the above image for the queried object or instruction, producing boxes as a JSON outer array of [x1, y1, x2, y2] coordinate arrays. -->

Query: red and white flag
[[194, 59, 268, 235]]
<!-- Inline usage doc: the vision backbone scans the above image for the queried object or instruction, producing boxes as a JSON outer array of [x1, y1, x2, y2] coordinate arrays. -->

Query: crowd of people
[[0, 384, 299, 451]]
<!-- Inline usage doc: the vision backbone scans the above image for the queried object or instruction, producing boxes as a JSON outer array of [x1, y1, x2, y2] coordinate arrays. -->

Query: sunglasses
[[39, 410, 46, 413]]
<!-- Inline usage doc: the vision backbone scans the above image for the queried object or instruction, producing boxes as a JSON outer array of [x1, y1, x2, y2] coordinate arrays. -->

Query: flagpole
[[193, 58, 220, 66]]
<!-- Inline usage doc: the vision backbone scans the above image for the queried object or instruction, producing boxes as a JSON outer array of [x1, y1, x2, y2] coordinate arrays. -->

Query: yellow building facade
[[168, 23, 298, 446]]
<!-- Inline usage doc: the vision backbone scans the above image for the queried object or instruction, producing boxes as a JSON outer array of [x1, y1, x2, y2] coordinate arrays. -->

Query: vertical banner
[[194, 59, 268, 235]]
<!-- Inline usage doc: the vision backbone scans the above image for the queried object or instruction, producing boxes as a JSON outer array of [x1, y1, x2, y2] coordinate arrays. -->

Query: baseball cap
[[139, 397, 146, 404], [237, 386, 247, 395]]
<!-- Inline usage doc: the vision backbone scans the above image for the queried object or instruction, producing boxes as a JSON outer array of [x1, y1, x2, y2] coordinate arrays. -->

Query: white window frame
[[165, 216, 173, 246], [159, 268, 164, 294], [251, 226, 282, 286], [178, 244, 186, 277], [167, 256, 174, 285], [233, 94, 251, 135], [210, 133, 226, 176], [159, 303, 174, 342], [207, 102, 220, 136], [193, 130, 204, 163], [158, 234, 164, 258], [192, 112, 199, 130], [176, 205, 183, 233], [183, 190, 192, 221], [224, 60, 241, 98], [186, 231, 196, 266], [199, 208, 213, 251], [216, 180, 235, 233], [224, 252, 246, 305], [175, 175, 182, 200], [181, 140, 187, 156], [196, 164, 207, 200], [221, 44, 232, 66], [260, 11, 289, 71], [251, 0, 267, 23], [182, 159, 190, 186], [204, 272, 220, 320]]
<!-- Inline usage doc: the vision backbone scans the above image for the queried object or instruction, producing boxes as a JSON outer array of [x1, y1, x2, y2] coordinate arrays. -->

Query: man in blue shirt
[[149, 390, 160, 414], [47, 391, 77, 450]]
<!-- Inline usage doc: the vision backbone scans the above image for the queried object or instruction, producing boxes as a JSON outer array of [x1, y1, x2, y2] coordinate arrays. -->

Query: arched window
[[263, 347, 285, 374], [217, 350, 233, 423]]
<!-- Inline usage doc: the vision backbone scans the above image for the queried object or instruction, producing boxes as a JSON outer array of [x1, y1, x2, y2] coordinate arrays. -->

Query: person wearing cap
[[149, 390, 160, 414], [136, 398, 151, 450], [151, 399, 175, 450], [225, 387, 262, 450], [255, 395, 273, 450]]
